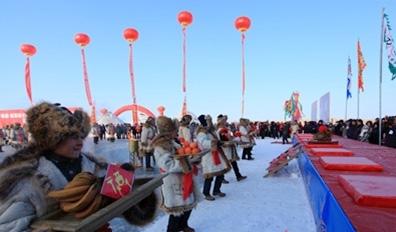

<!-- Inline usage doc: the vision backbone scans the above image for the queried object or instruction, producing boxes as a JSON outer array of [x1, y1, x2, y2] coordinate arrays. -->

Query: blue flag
[[347, 57, 352, 99]]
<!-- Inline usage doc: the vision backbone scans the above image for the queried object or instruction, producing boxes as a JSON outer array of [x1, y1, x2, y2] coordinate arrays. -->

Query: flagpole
[[346, 57, 350, 121], [379, 8, 385, 146], [357, 88, 360, 119], [357, 42, 360, 120], [345, 95, 348, 121]]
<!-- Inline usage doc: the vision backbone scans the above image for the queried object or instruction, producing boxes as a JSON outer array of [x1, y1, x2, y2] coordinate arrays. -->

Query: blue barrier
[[298, 153, 355, 232]]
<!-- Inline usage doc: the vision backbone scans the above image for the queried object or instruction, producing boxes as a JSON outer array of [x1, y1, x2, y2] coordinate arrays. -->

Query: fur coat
[[0, 147, 104, 232], [216, 128, 239, 162], [152, 135, 198, 216], [140, 125, 156, 155], [239, 125, 254, 148], [178, 126, 192, 143], [196, 129, 230, 179]]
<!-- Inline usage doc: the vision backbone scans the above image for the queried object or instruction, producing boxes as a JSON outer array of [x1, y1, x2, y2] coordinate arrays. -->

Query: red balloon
[[20, 44, 36, 56], [235, 16, 251, 32], [124, 28, 139, 43], [178, 11, 193, 27], [74, 33, 90, 47]]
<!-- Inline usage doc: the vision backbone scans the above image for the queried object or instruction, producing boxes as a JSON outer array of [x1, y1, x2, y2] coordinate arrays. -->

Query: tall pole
[[357, 87, 360, 119], [345, 97, 348, 121], [379, 8, 385, 146]]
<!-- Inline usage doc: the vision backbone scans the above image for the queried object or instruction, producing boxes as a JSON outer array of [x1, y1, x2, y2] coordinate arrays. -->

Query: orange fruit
[[179, 137, 185, 143], [192, 148, 200, 154], [177, 148, 185, 155], [184, 147, 192, 154], [189, 142, 198, 149], [183, 141, 190, 148]]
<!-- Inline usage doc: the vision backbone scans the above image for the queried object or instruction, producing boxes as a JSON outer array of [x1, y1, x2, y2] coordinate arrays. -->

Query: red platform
[[319, 156, 383, 171], [304, 143, 342, 148], [338, 175, 396, 208], [309, 147, 353, 156], [305, 136, 396, 232]]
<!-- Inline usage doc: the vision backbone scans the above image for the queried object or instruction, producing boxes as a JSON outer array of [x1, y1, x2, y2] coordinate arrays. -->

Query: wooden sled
[[264, 143, 302, 177], [31, 174, 168, 232]]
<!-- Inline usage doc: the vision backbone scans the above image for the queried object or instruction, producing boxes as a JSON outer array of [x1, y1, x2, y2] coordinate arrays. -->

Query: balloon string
[[129, 43, 139, 124], [25, 57, 33, 105], [241, 33, 246, 116], [81, 48, 93, 106]]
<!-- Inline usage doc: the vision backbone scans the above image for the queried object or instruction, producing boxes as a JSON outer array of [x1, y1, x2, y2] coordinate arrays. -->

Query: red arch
[[114, 104, 155, 118]]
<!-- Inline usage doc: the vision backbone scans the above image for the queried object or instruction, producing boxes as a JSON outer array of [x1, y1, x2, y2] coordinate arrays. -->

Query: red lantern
[[235, 16, 251, 32], [74, 33, 90, 47], [124, 28, 139, 43], [157, 106, 165, 116], [178, 11, 193, 27], [20, 44, 36, 57]]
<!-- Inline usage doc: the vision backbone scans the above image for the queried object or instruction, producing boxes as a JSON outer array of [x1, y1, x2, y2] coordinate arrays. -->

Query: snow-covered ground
[[1, 137, 316, 232]]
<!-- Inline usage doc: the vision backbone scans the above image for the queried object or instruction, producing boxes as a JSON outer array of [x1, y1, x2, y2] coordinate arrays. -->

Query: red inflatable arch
[[114, 104, 155, 118]]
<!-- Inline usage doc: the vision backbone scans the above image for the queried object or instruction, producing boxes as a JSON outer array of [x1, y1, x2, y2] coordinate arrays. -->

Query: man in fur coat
[[196, 115, 230, 201], [152, 116, 198, 232], [239, 118, 255, 160], [140, 116, 156, 171], [178, 115, 193, 143], [0, 102, 106, 231], [216, 115, 247, 182]]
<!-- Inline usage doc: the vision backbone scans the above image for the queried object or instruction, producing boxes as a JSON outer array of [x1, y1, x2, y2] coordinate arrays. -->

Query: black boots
[[213, 192, 226, 197]]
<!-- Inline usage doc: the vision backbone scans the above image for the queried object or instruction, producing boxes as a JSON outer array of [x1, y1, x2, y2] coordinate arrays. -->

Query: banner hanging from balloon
[[178, 11, 193, 116], [235, 16, 251, 117], [124, 28, 139, 125], [21, 44, 36, 105], [75, 33, 96, 123]]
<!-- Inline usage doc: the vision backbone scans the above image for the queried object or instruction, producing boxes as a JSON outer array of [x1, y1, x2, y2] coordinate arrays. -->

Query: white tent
[[97, 111, 124, 125]]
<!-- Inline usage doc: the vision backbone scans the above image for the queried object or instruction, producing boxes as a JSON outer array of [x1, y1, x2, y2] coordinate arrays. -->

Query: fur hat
[[26, 102, 91, 150], [217, 114, 228, 124], [156, 116, 176, 135], [239, 118, 250, 126], [198, 115, 207, 127], [180, 114, 192, 127]]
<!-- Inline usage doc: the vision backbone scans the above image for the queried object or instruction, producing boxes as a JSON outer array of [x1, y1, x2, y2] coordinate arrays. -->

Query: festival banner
[[319, 92, 330, 123]]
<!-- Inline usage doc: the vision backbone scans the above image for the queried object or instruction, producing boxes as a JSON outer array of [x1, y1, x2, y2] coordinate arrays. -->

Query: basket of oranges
[[176, 138, 208, 157]]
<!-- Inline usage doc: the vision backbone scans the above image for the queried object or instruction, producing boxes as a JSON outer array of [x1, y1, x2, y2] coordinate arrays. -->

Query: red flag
[[357, 40, 367, 92], [25, 57, 33, 104]]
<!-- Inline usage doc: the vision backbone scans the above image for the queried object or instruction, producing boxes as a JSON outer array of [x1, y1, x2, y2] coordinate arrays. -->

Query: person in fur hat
[[0, 102, 107, 231], [179, 114, 193, 143], [239, 118, 255, 160], [216, 115, 247, 182], [196, 114, 230, 201], [152, 116, 198, 232], [140, 116, 156, 171]]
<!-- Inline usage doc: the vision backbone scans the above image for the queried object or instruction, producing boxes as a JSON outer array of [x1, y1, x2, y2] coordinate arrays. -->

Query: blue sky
[[0, 0, 395, 122]]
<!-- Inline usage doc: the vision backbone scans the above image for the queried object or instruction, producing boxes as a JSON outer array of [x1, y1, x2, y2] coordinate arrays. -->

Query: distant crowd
[[2, 116, 396, 154]]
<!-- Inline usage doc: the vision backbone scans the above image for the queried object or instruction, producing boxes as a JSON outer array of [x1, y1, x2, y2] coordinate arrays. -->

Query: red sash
[[182, 165, 198, 200], [212, 150, 221, 165]]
